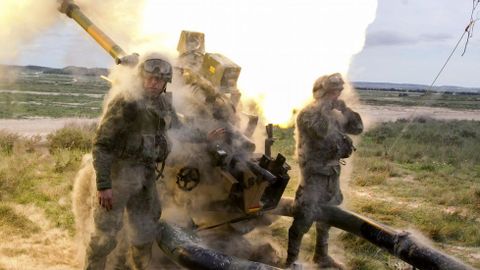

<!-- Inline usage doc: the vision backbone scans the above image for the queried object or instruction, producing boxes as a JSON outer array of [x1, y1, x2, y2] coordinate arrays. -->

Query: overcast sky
[[349, 0, 480, 87], [7, 0, 480, 87]]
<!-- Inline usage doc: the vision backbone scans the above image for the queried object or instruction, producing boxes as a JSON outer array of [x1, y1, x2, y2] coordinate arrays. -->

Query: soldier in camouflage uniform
[[84, 57, 176, 270], [286, 73, 363, 269]]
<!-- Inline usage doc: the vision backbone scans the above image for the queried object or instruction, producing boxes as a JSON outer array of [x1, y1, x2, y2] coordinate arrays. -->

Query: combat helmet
[[312, 73, 344, 98], [139, 57, 173, 83]]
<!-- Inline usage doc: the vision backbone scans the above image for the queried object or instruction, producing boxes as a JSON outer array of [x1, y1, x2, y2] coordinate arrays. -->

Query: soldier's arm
[[297, 108, 329, 139], [334, 100, 363, 135], [342, 108, 363, 135], [92, 96, 133, 191]]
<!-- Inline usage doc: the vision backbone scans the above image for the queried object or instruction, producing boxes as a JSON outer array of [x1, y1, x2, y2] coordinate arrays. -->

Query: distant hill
[[352, 81, 480, 94], [0, 64, 108, 77], [1, 65, 479, 93]]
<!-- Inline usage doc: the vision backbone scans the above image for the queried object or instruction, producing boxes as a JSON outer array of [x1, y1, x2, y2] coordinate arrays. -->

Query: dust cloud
[[0, 1, 58, 62]]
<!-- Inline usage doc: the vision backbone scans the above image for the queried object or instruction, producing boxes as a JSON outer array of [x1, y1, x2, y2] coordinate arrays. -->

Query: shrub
[[47, 124, 95, 152], [0, 131, 19, 155], [0, 204, 40, 237]]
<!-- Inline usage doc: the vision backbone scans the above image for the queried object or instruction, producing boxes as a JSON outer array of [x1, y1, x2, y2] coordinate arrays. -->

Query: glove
[[333, 99, 347, 113]]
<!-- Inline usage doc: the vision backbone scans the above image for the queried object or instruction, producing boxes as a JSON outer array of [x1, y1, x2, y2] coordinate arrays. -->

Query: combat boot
[[285, 254, 298, 269], [84, 248, 109, 270], [84, 258, 107, 270], [313, 244, 345, 270], [129, 243, 153, 270], [112, 253, 132, 270], [285, 227, 303, 268], [314, 256, 345, 270], [84, 234, 117, 270]]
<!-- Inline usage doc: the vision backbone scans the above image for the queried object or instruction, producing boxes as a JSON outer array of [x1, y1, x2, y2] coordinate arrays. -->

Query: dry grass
[[272, 120, 480, 269], [0, 120, 478, 269]]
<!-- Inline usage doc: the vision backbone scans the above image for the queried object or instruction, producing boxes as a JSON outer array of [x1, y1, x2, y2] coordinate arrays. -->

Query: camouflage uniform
[[287, 93, 363, 267], [85, 92, 178, 270]]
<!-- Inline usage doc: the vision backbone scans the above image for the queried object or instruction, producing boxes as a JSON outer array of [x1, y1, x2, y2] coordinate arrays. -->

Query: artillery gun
[[60, 1, 476, 269]]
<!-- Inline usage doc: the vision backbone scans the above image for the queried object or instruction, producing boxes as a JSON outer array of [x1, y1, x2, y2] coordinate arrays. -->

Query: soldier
[[286, 73, 363, 269], [85, 55, 175, 270]]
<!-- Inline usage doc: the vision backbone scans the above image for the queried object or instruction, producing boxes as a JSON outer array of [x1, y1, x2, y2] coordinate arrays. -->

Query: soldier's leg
[[313, 172, 345, 269], [84, 163, 137, 270], [313, 222, 344, 269], [84, 199, 127, 270], [287, 212, 314, 266], [125, 167, 161, 270], [110, 228, 133, 270], [313, 221, 330, 262], [286, 184, 315, 266]]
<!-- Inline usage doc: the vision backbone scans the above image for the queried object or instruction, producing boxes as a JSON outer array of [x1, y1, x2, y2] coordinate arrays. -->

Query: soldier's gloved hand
[[207, 128, 227, 142], [333, 99, 348, 113], [98, 189, 113, 211], [322, 100, 336, 111]]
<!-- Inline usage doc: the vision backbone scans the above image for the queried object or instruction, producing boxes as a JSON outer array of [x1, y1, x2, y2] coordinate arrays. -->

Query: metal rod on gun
[[246, 161, 276, 184], [265, 123, 274, 158]]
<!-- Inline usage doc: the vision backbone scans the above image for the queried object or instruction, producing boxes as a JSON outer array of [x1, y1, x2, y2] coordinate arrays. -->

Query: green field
[[343, 119, 480, 269], [2, 71, 480, 119], [0, 73, 108, 118], [357, 88, 480, 110]]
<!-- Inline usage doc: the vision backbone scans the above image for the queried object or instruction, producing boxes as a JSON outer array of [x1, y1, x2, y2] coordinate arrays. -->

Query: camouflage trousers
[[287, 165, 342, 263], [84, 161, 161, 270]]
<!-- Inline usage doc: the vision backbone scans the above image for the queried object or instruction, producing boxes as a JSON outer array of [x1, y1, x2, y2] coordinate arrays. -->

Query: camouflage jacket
[[92, 92, 180, 191], [296, 100, 363, 175]]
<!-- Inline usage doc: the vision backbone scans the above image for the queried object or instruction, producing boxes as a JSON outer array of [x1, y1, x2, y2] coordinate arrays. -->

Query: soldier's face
[[143, 76, 167, 95], [324, 87, 343, 101]]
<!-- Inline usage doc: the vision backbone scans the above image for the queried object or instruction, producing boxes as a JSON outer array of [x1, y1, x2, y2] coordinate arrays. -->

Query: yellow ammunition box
[[177, 30, 205, 55], [216, 167, 238, 199], [242, 168, 267, 213], [200, 53, 241, 93]]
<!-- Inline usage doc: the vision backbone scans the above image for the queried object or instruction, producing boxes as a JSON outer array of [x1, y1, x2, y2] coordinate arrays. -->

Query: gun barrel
[[58, 0, 127, 64], [272, 198, 476, 270], [157, 221, 281, 270]]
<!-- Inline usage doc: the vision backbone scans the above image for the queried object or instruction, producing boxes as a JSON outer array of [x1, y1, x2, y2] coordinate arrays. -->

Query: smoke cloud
[[0, 0, 147, 66], [0, 0, 59, 62], [71, 154, 96, 266], [73, 0, 146, 53], [1, 0, 376, 126], [137, 0, 378, 125]]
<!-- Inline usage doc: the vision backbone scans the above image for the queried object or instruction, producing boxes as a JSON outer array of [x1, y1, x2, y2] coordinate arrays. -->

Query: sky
[[4, 0, 480, 88], [349, 0, 480, 87]]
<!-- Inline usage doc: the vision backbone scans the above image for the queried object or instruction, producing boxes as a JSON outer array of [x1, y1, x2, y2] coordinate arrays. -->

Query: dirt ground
[[1, 105, 480, 136], [356, 105, 480, 130], [0, 118, 97, 137], [1, 105, 479, 269]]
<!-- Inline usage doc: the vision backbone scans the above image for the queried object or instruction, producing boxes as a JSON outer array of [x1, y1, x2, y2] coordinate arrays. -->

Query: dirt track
[[1, 105, 479, 136], [0, 118, 97, 136], [357, 104, 480, 124]]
